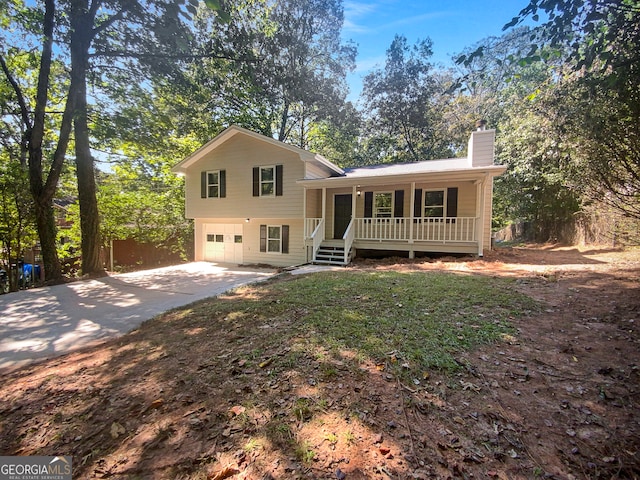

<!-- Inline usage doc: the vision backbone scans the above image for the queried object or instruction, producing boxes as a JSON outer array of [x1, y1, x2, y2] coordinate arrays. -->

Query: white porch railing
[[342, 218, 355, 263], [354, 217, 477, 243], [305, 218, 322, 238], [310, 218, 325, 259]]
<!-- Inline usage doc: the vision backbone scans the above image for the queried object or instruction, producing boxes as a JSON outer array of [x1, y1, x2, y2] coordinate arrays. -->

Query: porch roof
[[298, 158, 506, 188]]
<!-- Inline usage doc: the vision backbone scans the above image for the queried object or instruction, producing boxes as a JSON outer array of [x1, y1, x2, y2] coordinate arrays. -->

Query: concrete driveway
[[0, 262, 275, 371]]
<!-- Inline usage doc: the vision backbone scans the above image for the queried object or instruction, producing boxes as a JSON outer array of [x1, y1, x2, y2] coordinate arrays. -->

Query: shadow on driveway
[[0, 262, 275, 371]]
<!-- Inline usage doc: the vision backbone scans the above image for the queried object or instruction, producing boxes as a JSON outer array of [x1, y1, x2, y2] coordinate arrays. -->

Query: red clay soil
[[0, 245, 638, 479]]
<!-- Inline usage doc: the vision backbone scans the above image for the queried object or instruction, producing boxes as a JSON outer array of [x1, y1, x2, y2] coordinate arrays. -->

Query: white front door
[[203, 224, 243, 264]]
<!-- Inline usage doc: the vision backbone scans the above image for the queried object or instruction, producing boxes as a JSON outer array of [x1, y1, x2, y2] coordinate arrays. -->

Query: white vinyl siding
[[185, 135, 305, 220]]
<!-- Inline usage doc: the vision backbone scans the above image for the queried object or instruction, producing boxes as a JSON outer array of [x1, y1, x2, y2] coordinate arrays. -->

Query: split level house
[[171, 125, 506, 267]]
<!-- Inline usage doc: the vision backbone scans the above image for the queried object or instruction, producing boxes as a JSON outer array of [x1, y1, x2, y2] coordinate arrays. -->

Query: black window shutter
[[414, 189, 422, 217], [364, 191, 373, 218], [201, 171, 207, 198], [276, 165, 283, 196], [219, 170, 226, 198], [394, 190, 404, 217], [260, 225, 266, 252], [282, 225, 289, 253], [253, 167, 259, 196], [447, 187, 458, 217]]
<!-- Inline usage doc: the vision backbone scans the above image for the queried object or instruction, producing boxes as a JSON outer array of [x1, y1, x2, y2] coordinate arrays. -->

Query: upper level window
[[260, 166, 275, 196], [207, 171, 220, 198], [374, 192, 393, 218], [424, 189, 445, 218], [200, 170, 225, 198], [253, 165, 283, 197]]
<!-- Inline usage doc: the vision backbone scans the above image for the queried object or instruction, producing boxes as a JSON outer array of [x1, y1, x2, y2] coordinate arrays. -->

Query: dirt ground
[[0, 245, 638, 479]]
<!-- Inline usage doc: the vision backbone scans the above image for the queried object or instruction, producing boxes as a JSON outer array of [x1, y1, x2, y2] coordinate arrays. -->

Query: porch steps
[[313, 244, 352, 266]]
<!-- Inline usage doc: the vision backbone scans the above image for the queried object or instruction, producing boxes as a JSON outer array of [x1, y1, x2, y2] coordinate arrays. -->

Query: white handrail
[[342, 218, 355, 263], [311, 218, 325, 258]]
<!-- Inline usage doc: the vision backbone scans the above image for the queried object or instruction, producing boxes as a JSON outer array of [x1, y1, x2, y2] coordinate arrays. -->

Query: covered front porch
[[301, 177, 493, 265]]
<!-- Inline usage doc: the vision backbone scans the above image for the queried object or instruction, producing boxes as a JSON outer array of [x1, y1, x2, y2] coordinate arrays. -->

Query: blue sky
[[342, 0, 527, 101]]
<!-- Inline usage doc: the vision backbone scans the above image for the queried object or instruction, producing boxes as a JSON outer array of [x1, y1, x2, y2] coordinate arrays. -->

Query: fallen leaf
[[209, 465, 239, 480], [259, 358, 274, 368], [229, 405, 246, 416], [110, 422, 125, 439]]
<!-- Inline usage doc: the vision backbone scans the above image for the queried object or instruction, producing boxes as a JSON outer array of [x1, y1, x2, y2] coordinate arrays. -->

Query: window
[[424, 190, 445, 218], [234, 235, 243, 243], [260, 166, 275, 196], [201, 170, 226, 198], [253, 165, 283, 196], [207, 171, 220, 198], [260, 224, 289, 253], [374, 192, 393, 218], [267, 226, 281, 252]]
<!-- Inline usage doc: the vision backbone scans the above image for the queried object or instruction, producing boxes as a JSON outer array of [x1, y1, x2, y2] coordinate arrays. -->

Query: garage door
[[203, 224, 243, 264]]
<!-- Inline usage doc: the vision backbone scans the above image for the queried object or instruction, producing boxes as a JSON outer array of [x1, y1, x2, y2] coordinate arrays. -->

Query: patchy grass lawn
[[1, 247, 638, 480], [224, 271, 538, 374]]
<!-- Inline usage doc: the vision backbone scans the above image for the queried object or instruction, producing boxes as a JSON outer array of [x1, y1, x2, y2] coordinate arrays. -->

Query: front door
[[334, 194, 352, 239]]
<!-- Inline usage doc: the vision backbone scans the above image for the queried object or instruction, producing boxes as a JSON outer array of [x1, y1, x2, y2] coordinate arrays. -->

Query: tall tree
[[465, 0, 640, 222], [1, 0, 209, 278], [198, 0, 356, 148], [361, 35, 452, 164], [1, 0, 72, 281]]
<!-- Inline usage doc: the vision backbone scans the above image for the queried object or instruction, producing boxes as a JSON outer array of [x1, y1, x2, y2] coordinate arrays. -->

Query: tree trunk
[[278, 98, 290, 141], [71, 0, 103, 275], [27, 0, 64, 282]]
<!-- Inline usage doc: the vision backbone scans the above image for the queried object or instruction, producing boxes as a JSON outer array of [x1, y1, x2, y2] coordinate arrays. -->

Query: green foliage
[[361, 35, 454, 164], [183, 0, 356, 150], [494, 107, 581, 240], [0, 157, 36, 278]]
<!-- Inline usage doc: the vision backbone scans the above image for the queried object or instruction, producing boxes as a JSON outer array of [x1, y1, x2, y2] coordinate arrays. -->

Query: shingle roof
[[342, 157, 472, 179]]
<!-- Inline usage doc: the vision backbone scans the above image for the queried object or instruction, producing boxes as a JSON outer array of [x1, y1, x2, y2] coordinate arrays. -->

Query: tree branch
[[0, 54, 33, 130], [89, 50, 258, 63], [92, 4, 130, 37]]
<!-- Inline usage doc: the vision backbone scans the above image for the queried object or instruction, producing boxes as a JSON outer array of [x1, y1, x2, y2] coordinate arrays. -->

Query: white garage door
[[203, 224, 243, 264]]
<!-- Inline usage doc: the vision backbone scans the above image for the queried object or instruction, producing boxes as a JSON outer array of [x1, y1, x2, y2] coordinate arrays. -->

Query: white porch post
[[303, 187, 307, 236], [352, 185, 357, 218], [322, 187, 327, 226], [477, 177, 486, 256], [409, 182, 415, 258]]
